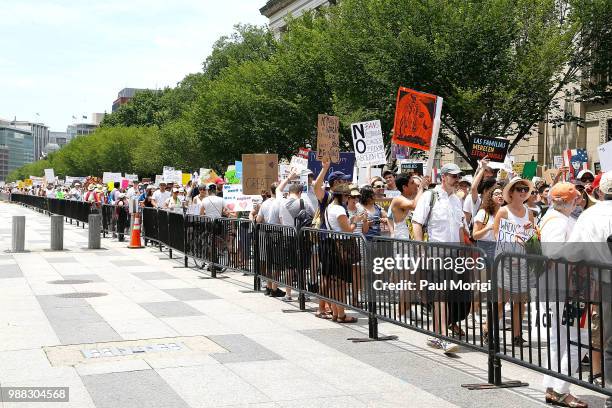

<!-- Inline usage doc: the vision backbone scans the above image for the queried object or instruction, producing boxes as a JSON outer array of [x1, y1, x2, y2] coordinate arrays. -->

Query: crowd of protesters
[[3, 157, 611, 407]]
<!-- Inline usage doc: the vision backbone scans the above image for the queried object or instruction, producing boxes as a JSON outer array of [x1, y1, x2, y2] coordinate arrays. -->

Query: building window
[[608, 119, 612, 142]]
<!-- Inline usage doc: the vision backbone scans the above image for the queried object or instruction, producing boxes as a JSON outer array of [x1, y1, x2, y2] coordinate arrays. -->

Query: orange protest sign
[[316, 114, 340, 163], [392, 87, 439, 151]]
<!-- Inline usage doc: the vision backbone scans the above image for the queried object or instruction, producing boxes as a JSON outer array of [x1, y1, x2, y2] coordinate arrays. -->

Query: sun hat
[[87, 185, 95, 191], [502, 176, 534, 203], [549, 182, 579, 202], [599, 171, 612, 196]]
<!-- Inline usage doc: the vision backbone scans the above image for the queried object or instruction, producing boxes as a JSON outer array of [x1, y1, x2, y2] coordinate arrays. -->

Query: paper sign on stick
[[316, 114, 340, 163], [44, 169, 55, 183], [597, 140, 612, 172], [351, 119, 386, 166], [242, 154, 278, 196]]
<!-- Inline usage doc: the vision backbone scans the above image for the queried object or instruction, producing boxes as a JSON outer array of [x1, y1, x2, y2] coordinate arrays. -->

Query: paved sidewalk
[[0, 202, 607, 407]]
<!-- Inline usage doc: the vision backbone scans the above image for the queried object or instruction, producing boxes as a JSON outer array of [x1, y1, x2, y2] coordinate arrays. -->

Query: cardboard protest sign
[[290, 155, 308, 171], [392, 87, 442, 152], [469, 136, 509, 162], [597, 140, 612, 172], [553, 156, 564, 169], [522, 161, 538, 179], [308, 151, 355, 181], [399, 160, 425, 175], [544, 168, 558, 185], [316, 114, 340, 163], [242, 154, 278, 195], [222, 184, 259, 212], [44, 168, 55, 183], [563, 149, 588, 180], [351, 120, 386, 166]]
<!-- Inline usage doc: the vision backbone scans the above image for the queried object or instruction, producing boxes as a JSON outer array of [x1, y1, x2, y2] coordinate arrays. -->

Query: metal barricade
[[492, 252, 611, 396], [142, 207, 159, 244]]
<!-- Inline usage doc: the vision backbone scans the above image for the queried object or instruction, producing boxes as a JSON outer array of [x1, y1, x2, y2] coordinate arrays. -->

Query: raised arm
[[314, 160, 331, 202]]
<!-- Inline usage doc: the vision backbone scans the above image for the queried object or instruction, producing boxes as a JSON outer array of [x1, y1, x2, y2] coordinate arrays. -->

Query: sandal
[[545, 390, 588, 408], [315, 312, 331, 319], [335, 315, 358, 324], [449, 324, 465, 337]]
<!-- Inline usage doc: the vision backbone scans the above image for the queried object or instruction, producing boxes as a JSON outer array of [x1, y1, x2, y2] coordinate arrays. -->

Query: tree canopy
[[9, 0, 610, 182]]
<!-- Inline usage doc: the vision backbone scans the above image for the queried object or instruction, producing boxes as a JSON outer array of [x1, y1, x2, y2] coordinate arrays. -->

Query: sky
[[0, 0, 268, 132]]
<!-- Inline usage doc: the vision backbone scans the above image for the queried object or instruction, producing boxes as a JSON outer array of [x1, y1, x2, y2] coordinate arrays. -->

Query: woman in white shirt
[[472, 184, 503, 260], [323, 184, 359, 323]]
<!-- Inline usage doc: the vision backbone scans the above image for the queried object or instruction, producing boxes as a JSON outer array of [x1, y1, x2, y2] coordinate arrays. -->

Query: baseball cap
[[215, 177, 225, 185], [172, 188, 179, 193], [550, 182, 579, 202], [440, 163, 463, 175], [577, 169, 594, 180], [327, 171, 351, 184], [599, 171, 612, 195], [178, 187, 185, 193]]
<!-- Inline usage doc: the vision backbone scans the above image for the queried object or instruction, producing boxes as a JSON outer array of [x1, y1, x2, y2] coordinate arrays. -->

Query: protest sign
[[44, 168, 55, 183], [563, 149, 588, 180], [544, 168, 558, 185], [553, 156, 564, 169], [199, 168, 219, 184], [353, 166, 382, 186], [290, 155, 308, 171], [29, 176, 44, 186], [222, 184, 258, 212], [225, 169, 240, 184], [121, 179, 129, 190], [512, 163, 525, 176], [399, 160, 425, 175], [469, 136, 509, 162], [522, 161, 538, 179], [297, 147, 310, 159], [392, 87, 442, 152], [308, 151, 355, 181], [496, 218, 534, 254], [163, 166, 175, 183], [235, 161, 242, 180], [242, 154, 279, 195], [65, 176, 87, 185], [385, 190, 401, 198], [316, 114, 340, 163], [182, 173, 192, 186], [124, 174, 138, 181], [24, 179, 32, 186], [155, 175, 163, 185], [279, 164, 291, 181], [392, 143, 410, 160], [597, 140, 612, 172], [351, 119, 386, 166], [102, 172, 113, 184]]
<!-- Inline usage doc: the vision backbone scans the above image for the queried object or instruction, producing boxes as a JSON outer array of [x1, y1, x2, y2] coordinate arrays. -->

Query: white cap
[[599, 171, 612, 195], [577, 169, 594, 180]]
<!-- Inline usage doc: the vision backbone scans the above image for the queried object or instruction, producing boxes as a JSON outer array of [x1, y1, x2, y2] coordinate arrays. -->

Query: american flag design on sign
[[563, 149, 588, 180]]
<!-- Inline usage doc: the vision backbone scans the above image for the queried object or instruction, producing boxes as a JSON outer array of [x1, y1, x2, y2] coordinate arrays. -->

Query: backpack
[[311, 192, 334, 229], [294, 199, 313, 231]]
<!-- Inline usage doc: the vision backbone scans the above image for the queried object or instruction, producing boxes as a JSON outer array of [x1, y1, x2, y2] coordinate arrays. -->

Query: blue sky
[[0, 0, 267, 131]]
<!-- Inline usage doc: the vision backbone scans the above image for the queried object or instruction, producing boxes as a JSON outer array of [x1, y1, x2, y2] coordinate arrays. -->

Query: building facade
[[112, 88, 149, 112], [6, 120, 49, 161], [66, 123, 97, 140], [260, 0, 336, 33], [0, 122, 34, 181]]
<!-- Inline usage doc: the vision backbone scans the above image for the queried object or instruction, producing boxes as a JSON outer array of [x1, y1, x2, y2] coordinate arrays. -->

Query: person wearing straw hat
[[491, 176, 537, 347]]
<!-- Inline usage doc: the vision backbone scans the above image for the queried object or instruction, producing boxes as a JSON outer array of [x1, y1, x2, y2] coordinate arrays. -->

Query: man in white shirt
[[152, 182, 171, 208], [200, 184, 225, 219], [412, 163, 465, 353], [126, 181, 140, 200], [45, 185, 55, 198], [256, 182, 285, 298]]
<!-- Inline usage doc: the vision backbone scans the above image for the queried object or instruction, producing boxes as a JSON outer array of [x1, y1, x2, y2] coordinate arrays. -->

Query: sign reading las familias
[[469, 136, 509, 162], [242, 154, 279, 196]]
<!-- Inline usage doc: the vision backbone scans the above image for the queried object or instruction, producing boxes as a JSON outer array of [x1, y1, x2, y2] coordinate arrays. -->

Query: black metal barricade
[[168, 211, 185, 253], [258, 223, 302, 292], [11, 194, 48, 212], [142, 207, 159, 243], [369, 237, 491, 351], [492, 252, 611, 396]]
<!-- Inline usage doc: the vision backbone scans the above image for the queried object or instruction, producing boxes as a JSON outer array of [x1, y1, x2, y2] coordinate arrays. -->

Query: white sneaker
[[427, 338, 458, 353]]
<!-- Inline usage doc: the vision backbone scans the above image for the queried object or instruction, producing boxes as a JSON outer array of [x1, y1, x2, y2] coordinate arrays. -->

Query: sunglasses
[[447, 173, 460, 179], [530, 191, 538, 195], [514, 186, 530, 193], [373, 184, 385, 188], [581, 178, 594, 183]]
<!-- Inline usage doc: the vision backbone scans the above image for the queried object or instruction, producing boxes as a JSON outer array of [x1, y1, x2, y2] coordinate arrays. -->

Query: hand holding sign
[[316, 114, 340, 163]]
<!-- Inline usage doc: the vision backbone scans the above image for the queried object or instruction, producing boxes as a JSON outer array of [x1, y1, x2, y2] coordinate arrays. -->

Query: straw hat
[[502, 176, 534, 203]]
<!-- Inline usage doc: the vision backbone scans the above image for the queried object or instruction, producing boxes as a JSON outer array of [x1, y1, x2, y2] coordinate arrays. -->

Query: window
[[608, 118, 612, 142]]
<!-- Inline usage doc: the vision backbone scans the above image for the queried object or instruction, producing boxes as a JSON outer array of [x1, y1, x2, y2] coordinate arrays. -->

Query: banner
[[316, 114, 340, 163], [597, 140, 612, 172], [308, 151, 355, 181], [522, 161, 538, 179], [563, 149, 588, 180], [44, 168, 55, 183], [399, 160, 425, 175], [222, 184, 259, 212], [392, 87, 442, 152], [351, 119, 386, 166], [469, 136, 509, 162], [242, 154, 279, 195]]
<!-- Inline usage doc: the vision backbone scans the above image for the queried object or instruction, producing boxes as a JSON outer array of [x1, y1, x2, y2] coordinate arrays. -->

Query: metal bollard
[[50, 215, 64, 251], [11, 216, 25, 252], [88, 214, 101, 249]]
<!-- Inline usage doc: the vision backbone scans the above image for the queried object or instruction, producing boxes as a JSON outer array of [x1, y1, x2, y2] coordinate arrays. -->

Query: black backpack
[[294, 199, 313, 231]]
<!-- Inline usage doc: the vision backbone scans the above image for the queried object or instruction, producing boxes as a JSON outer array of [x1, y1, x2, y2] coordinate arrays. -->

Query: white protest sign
[[44, 168, 55, 183], [162, 166, 175, 183], [553, 155, 564, 169], [102, 172, 113, 183], [351, 120, 386, 167], [222, 184, 258, 212], [30, 176, 44, 186], [353, 167, 382, 186], [597, 140, 612, 172], [290, 156, 308, 171], [495, 218, 534, 256], [111, 173, 123, 183], [155, 175, 163, 185], [125, 174, 139, 181], [385, 190, 401, 198]]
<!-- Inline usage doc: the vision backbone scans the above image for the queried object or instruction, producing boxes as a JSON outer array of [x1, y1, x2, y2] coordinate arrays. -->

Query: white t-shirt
[[202, 196, 225, 219], [46, 189, 55, 198], [463, 194, 481, 220], [473, 209, 495, 241], [164, 195, 183, 210], [153, 190, 171, 207], [258, 197, 280, 224], [189, 195, 207, 215], [325, 203, 348, 232], [539, 208, 575, 249], [279, 196, 315, 227]]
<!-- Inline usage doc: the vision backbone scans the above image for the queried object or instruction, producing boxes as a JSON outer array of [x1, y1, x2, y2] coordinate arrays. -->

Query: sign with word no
[[351, 119, 386, 167]]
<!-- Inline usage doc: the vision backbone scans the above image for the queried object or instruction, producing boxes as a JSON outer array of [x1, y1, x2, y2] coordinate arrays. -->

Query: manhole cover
[[57, 292, 107, 298], [48, 280, 92, 285]]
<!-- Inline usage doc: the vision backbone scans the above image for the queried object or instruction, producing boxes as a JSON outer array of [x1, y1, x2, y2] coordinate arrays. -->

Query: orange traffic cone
[[128, 212, 144, 249]]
